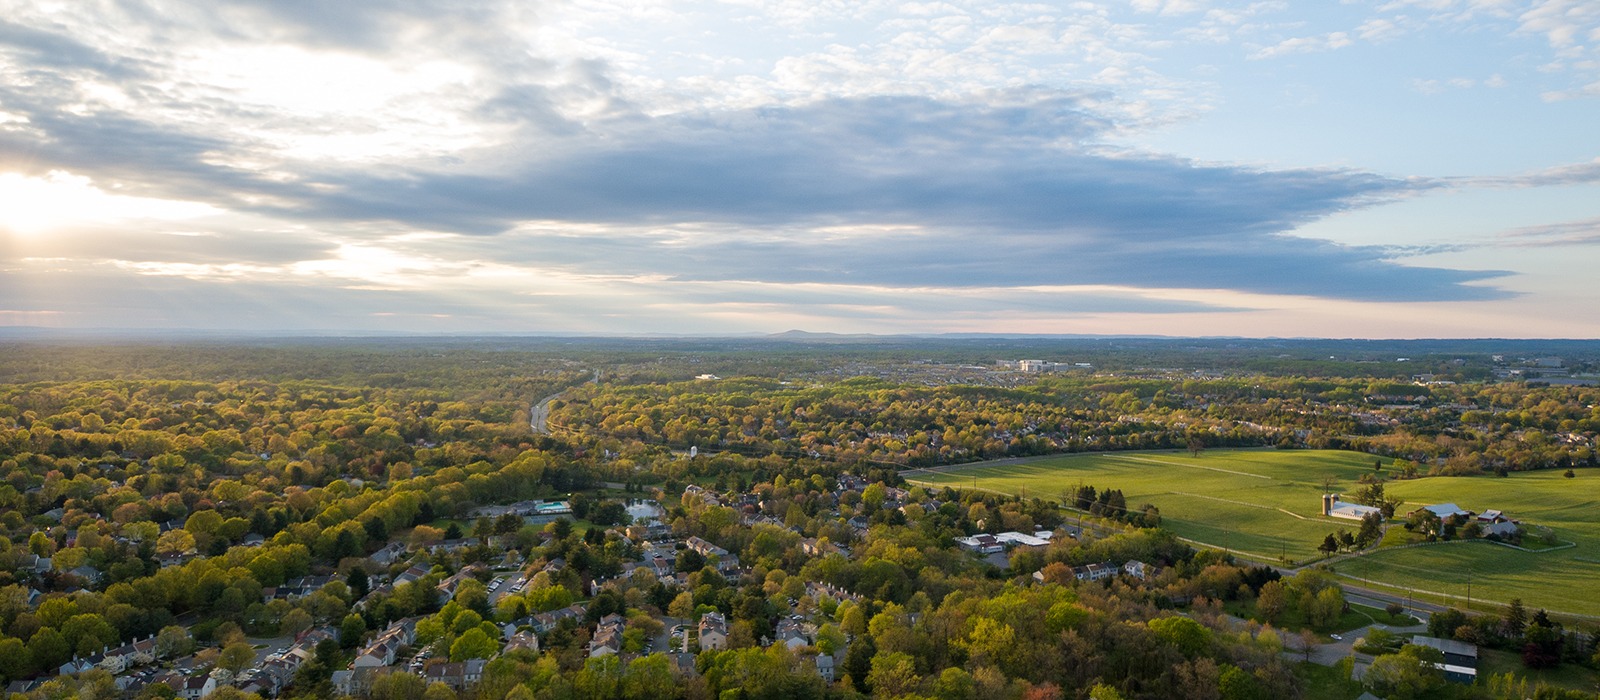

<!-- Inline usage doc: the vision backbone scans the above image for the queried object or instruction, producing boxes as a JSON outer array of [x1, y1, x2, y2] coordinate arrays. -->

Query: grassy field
[[906, 449, 1384, 561], [1478, 647, 1600, 694], [905, 450, 1600, 617], [1332, 469, 1600, 618]]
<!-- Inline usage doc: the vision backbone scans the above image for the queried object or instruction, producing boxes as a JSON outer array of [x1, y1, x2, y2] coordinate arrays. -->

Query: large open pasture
[[906, 449, 1387, 560], [1339, 469, 1600, 618], [905, 450, 1600, 617]]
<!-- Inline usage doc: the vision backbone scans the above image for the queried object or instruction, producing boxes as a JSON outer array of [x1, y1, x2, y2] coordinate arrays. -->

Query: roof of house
[[1420, 503, 1472, 518]]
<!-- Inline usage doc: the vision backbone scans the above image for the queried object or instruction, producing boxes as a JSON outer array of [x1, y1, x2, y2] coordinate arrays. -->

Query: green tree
[[1256, 580, 1286, 624], [1364, 646, 1445, 700], [340, 613, 368, 647], [0, 637, 27, 682], [450, 627, 498, 661], [1088, 683, 1126, 700], [667, 591, 695, 620], [1309, 587, 1345, 630], [1503, 598, 1528, 638], [369, 671, 427, 700], [155, 625, 192, 659], [933, 667, 977, 700], [218, 641, 256, 676], [1317, 533, 1338, 554], [27, 627, 71, 675], [867, 651, 919, 698], [1150, 615, 1213, 656]]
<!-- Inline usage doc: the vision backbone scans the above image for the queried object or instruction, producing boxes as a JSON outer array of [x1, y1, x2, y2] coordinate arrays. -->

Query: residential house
[[1071, 562, 1117, 582], [353, 617, 419, 667], [369, 541, 408, 566], [98, 634, 158, 673], [1476, 510, 1521, 538], [815, 653, 836, 683], [801, 538, 843, 557], [774, 619, 808, 650], [424, 659, 487, 691], [1123, 560, 1156, 580], [330, 670, 355, 697], [532, 604, 588, 634], [590, 613, 626, 657], [505, 631, 540, 655], [698, 612, 728, 651], [170, 674, 217, 700], [686, 536, 741, 573], [394, 565, 430, 586]]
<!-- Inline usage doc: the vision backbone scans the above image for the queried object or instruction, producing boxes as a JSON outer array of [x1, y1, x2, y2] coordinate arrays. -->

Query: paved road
[[529, 396, 557, 434], [1305, 618, 1429, 666], [530, 370, 599, 434]]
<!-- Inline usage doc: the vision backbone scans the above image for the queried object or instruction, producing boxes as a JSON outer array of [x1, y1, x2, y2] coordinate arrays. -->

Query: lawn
[[1222, 599, 1376, 637], [906, 450, 1600, 617], [1478, 647, 1600, 695], [1293, 661, 1362, 700], [1347, 603, 1419, 628], [906, 449, 1388, 562]]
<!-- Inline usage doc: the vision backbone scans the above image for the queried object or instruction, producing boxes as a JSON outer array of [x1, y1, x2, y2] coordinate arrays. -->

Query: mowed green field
[[905, 450, 1600, 617], [1335, 470, 1600, 618], [906, 449, 1384, 561]]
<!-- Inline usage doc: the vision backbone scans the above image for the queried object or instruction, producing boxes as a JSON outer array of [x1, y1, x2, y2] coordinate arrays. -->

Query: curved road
[[530, 369, 599, 434]]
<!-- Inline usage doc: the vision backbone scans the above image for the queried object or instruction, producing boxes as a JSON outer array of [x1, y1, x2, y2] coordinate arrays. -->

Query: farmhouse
[[1321, 493, 1383, 521], [1475, 510, 1521, 537]]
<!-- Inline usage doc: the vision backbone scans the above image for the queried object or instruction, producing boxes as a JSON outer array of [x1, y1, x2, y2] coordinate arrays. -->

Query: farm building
[[1475, 509, 1521, 537], [1410, 503, 1474, 520], [1410, 635, 1478, 684], [1321, 493, 1383, 521]]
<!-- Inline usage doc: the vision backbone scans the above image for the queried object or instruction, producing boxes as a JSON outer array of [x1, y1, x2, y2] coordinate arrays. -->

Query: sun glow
[[0, 171, 220, 234]]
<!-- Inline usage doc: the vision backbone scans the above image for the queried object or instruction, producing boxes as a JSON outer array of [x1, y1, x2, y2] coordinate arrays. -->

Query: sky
[[1, 0, 1598, 338]]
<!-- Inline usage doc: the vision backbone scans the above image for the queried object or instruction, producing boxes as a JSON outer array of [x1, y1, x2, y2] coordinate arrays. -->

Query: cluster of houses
[[1408, 503, 1521, 538], [1031, 559, 1158, 585], [18, 474, 1019, 698], [24, 626, 346, 699], [1321, 494, 1522, 539], [589, 614, 627, 657]]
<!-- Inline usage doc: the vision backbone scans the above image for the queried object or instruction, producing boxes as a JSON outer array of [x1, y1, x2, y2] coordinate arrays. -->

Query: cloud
[[0, 18, 152, 80], [1249, 31, 1353, 59], [1496, 216, 1600, 247], [1517, 0, 1600, 49], [1454, 157, 1600, 188], [0, 0, 1534, 335]]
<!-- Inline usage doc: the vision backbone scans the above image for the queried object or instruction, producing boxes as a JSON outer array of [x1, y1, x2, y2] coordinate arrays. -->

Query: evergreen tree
[[1504, 598, 1528, 638], [1318, 534, 1338, 554]]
